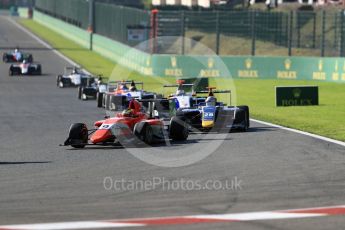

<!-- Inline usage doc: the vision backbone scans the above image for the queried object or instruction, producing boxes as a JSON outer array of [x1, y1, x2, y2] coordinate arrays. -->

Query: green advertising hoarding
[[149, 55, 345, 82], [31, 10, 345, 83], [276, 86, 319, 107]]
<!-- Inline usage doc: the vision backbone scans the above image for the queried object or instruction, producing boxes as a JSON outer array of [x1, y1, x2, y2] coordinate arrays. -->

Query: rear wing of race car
[[163, 83, 194, 88], [64, 66, 84, 75], [107, 80, 144, 92], [163, 83, 195, 97], [196, 89, 232, 106]]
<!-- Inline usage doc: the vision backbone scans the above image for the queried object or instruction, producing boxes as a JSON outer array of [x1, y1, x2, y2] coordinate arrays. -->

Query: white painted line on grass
[[251, 118, 345, 147]]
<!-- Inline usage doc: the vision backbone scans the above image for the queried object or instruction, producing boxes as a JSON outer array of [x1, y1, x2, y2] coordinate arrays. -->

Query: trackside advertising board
[[275, 86, 319, 107], [32, 11, 345, 83], [150, 56, 345, 82]]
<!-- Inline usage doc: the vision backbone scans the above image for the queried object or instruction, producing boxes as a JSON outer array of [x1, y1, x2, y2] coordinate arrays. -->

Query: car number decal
[[203, 107, 216, 121], [99, 124, 113, 130]]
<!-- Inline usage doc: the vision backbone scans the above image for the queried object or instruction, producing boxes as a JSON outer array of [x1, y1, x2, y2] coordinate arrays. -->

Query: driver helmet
[[22, 60, 27, 64], [122, 99, 141, 117], [120, 83, 128, 90], [176, 89, 184, 96], [205, 96, 217, 106], [129, 86, 137, 92], [72, 67, 78, 74], [122, 108, 133, 117], [128, 99, 141, 113], [176, 83, 185, 96], [129, 81, 137, 92]]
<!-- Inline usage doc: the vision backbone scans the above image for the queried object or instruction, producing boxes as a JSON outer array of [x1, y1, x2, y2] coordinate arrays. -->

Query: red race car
[[63, 99, 189, 148]]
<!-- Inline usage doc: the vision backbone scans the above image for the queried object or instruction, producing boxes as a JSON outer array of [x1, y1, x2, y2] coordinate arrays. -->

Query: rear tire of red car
[[144, 125, 154, 145], [169, 117, 189, 141], [68, 123, 88, 148]]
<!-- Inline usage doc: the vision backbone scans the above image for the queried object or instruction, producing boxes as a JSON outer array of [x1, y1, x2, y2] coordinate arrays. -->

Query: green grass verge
[[19, 19, 345, 141], [20, 19, 116, 78], [216, 78, 345, 141]]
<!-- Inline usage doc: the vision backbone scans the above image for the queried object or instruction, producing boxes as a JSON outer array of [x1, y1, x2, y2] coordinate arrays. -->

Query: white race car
[[163, 80, 206, 109], [99, 81, 158, 110], [56, 67, 94, 88], [9, 60, 42, 76]]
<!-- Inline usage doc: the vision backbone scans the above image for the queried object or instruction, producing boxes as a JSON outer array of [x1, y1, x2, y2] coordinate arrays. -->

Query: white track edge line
[[251, 118, 345, 147], [1, 205, 345, 229], [5, 16, 91, 75]]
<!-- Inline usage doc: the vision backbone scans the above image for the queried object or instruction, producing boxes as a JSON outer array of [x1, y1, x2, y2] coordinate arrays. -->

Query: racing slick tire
[[104, 94, 111, 110], [134, 122, 154, 145], [97, 92, 104, 108], [237, 106, 250, 132], [143, 125, 154, 145], [176, 109, 202, 129], [78, 86, 82, 100], [66, 123, 88, 148], [3, 54, 8, 63], [57, 75, 64, 88], [36, 65, 42, 75], [81, 92, 88, 101], [102, 93, 107, 108], [28, 55, 33, 63], [169, 116, 189, 141], [9, 66, 19, 76]]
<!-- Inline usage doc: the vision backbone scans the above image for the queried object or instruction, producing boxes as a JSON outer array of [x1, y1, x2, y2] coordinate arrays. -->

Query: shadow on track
[[63, 127, 278, 151], [0, 161, 51, 165], [64, 136, 234, 151], [245, 127, 277, 133]]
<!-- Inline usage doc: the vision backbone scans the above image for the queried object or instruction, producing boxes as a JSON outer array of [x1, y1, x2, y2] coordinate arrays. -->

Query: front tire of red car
[[134, 122, 153, 145], [68, 123, 88, 148]]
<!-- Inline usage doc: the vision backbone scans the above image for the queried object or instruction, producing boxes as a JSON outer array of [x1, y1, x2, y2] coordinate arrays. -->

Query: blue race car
[[174, 87, 250, 132]]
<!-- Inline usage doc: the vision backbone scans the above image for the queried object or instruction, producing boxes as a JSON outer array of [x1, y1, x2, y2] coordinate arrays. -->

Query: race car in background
[[175, 87, 250, 132], [9, 60, 42, 76], [63, 99, 189, 148], [77, 75, 104, 101], [56, 66, 97, 88], [2, 49, 33, 63], [99, 80, 158, 111], [163, 79, 206, 110]]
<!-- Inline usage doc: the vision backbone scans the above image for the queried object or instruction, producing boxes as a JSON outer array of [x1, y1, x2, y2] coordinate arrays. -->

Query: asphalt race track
[[0, 16, 344, 230]]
